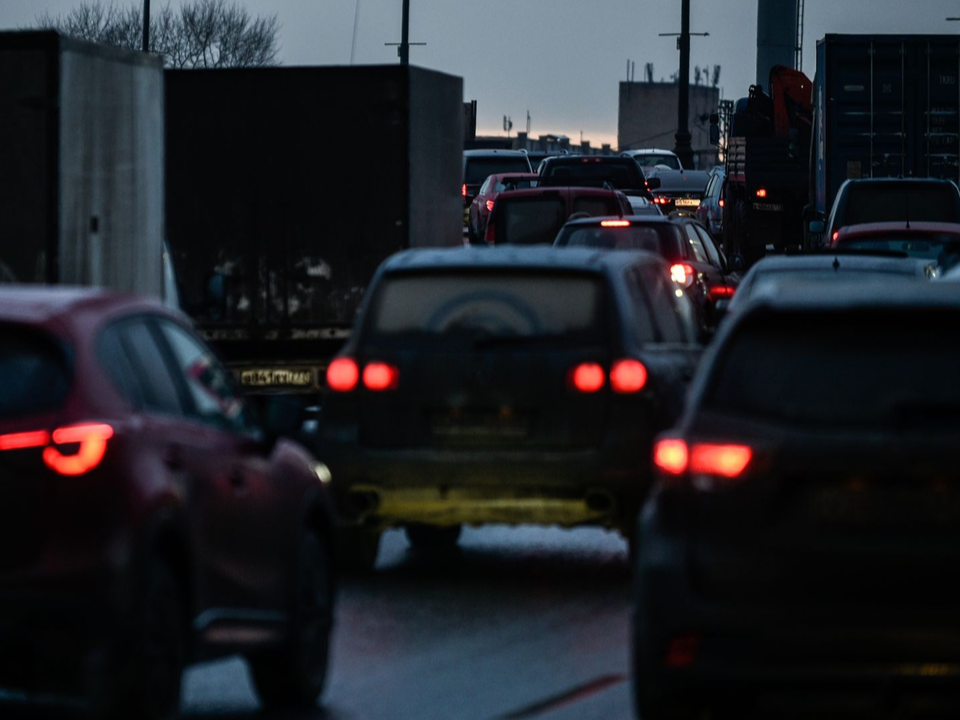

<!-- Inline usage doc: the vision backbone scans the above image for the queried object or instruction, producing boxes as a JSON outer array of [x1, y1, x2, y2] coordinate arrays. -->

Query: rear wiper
[[472, 333, 566, 350]]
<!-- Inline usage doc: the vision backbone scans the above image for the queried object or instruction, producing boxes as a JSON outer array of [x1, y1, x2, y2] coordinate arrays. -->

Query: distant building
[[467, 132, 610, 156], [618, 82, 720, 169]]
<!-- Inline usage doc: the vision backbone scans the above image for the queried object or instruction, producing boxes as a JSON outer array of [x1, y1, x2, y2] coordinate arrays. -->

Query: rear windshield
[[842, 184, 960, 225], [369, 272, 606, 344], [556, 223, 685, 258], [632, 154, 682, 170], [743, 265, 921, 301], [838, 237, 960, 268], [495, 178, 538, 192], [465, 158, 532, 185], [0, 327, 70, 419], [541, 161, 643, 189], [706, 311, 960, 429], [495, 198, 568, 245]]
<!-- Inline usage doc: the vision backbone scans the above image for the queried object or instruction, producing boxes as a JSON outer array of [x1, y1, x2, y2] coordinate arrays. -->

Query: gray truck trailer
[[165, 65, 463, 398], [0, 32, 168, 298]]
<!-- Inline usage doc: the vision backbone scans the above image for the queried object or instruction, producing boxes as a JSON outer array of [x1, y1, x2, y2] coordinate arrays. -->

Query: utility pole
[[674, 0, 693, 168], [399, 0, 410, 65], [142, 0, 150, 53]]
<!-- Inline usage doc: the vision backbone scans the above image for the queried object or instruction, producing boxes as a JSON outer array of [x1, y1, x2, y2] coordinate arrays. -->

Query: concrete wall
[[617, 82, 720, 168]]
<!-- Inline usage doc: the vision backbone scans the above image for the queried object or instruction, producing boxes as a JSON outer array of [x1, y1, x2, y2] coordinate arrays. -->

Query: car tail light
[[718, 199, 724, 208], [670, 263, 695, 287], [653, 196, 670, 205], [569, 363, 605, 393], [485, 200, 495, 212], [462, 184, 467, 198], [42, 423, 114, 476], [654, 439, 689, 476], [708, 285, 736, 300], [755, 188, 767, 198], [665, 634, 700, 668], [832, 231, 840, 243], [362, 362, 400, 392], [0, 429, 50, 451], [600, 220, 631, 228], [690, 444, 752, 478], [610, 359, 648, 394], [327, 358, 360, 392]]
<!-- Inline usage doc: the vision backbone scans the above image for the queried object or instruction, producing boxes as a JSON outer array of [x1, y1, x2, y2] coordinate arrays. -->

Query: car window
[[623, 268, 657, 345], [683, 224, 710, 263], [0, 325, 70, 419], [638, 264, 683, 342], [496, 198, 567, 245], [156, 320, 254, 433], [98, 324, 145, 410], [703, 176, 717, 198], [118, 320, 185, 416], [842, 183, 960, 225], [479, 177, 493, 195], [696, 225, 724, 267], [572, 197, 620, 217]]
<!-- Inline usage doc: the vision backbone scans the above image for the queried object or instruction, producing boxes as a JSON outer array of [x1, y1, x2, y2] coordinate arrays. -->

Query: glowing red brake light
[[718, 199, 725, 208], [362, 362, 400, 392], [569, 363, 605, 393], [462, 184, 468, 198], [755, 188, 768, 198], [832, 231, 840, 243], [690, 444, 752, 478], [708, 285, 736, 300], [0, 430, 50, 451], [653, 197, 670, 205], [485, 199, 495, 212], [610, 359, 648, 394], [654, 439, 689, 475], [670, 263, 695, 287], [600, 220, 631, 228], [42, 423, 114, 476], [327, 358, 359, 392]]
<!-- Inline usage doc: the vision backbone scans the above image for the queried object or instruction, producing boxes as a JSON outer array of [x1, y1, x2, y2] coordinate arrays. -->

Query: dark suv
[[0, 287, 335, 718], [538, 156, 653, 200], [318, 247, 701, 569]]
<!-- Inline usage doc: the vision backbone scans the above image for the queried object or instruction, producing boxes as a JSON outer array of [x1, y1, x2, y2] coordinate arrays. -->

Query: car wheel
[[92, 558, 184, 720], [404, 523, 462, 552], [333, 525, 382, 573], [250, 531, 334, 709]]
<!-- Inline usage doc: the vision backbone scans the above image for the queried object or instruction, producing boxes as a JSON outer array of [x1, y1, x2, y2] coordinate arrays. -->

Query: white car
[[620, 148, 683, 171]]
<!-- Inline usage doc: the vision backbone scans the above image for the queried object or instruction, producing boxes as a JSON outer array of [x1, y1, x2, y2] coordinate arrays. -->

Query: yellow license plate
[[239, 368, 315, 388], [674, 198, 701, 207]]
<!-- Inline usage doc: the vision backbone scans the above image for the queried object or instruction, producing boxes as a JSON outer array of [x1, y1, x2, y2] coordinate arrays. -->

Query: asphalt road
[[1, 526, 634, 720]]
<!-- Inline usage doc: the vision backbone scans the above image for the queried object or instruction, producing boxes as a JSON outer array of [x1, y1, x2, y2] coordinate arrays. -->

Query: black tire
[[404, 523, 462, 552], [92, 559, 184, 720], [333, 525, 381, 573], [249, 532, 334, 710]]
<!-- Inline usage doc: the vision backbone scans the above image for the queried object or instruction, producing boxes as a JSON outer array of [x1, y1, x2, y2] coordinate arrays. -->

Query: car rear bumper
[[322, 440, 650, 533]]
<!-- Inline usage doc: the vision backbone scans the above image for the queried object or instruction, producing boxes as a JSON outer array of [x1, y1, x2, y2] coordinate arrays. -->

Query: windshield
[[555, 223, 685, 258], [465, 157, 532, 185], [369, 272, 605, 344]]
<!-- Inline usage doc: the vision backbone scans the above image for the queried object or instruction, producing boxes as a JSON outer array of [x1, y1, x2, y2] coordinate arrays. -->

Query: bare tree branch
[[35, 0, 279, 68]]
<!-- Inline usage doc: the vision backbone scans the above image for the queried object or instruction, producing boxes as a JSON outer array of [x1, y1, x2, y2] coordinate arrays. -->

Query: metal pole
[[142, 0, 150, 53], [399, 0, 410, 65], [674, 0, 694, 168]]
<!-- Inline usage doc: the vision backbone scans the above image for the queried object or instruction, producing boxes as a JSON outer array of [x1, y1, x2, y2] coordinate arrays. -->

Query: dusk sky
[[4, 0, 960, 146]]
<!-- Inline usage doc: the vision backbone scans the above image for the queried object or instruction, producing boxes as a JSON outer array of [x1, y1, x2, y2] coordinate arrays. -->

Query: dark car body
[[467, 173, 539, 242], [555, 216, 740, 332], [831, 221, 960, 273], [318, 248, 701, 563], [538, 156, 653, 200], [820, 178, 960, 246], [462, 150, 534, 223], [695, 166, 725, 238], [634, 283, 960, 719], [0, 287, 334, 712], [484, 187, 632, 245], [646, 169, 712, 216]]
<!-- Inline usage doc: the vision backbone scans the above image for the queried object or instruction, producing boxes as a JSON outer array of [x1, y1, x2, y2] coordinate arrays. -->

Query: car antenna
[[832, 256, 841, 272]]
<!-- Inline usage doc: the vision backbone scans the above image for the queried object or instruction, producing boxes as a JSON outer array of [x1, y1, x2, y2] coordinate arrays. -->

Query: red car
[[832, 222, 960, 270], [484, 187, 633, 245], [467, 172, 539, 242], [0, 287, 335, 718]]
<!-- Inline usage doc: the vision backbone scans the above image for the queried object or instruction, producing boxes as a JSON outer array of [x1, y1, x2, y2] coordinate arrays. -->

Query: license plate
[[753, 202, 784, 212], [239, 367, 315, 388], [674, 198, 701, 207]]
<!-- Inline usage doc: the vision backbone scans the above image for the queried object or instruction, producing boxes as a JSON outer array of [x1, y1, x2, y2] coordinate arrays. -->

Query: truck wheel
[[249, 532, 333, 709], [333, 526, 381, 573], [405, 523, 462, 552]]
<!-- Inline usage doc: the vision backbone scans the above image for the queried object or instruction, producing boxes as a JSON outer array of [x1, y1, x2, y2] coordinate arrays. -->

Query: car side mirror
[[262, 396, 306, 442], [808, 220, 825, 235], [709, 113, 720, 146], [645, 177, 661, 190]]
